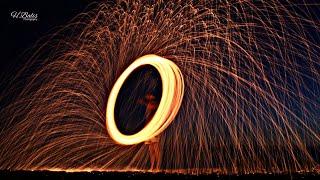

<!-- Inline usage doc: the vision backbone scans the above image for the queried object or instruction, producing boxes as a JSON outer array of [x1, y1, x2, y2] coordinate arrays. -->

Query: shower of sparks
[[0, 0, 320, 174]]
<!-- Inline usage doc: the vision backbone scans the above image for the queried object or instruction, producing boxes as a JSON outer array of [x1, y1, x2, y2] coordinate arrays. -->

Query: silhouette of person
[[137, 93, 161, 170]]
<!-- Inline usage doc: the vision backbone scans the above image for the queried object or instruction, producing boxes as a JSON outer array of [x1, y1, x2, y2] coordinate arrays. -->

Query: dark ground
[[0, 171, 319, 180]]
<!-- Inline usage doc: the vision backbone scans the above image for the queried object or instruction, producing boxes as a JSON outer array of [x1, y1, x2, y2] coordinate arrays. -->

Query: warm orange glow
[[106, 54, 184, 145]]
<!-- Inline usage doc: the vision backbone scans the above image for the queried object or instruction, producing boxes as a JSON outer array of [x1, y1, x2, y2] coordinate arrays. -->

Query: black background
[[0, 0, 92, 84]]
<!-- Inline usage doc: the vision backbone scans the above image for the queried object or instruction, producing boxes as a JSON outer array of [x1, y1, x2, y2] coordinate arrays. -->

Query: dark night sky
[[0, 0, 319, 132], [0, 0, 92, 89], [0, 0, 319, 172], [0, 0, 319, 93], [0, 0, 162, 135]]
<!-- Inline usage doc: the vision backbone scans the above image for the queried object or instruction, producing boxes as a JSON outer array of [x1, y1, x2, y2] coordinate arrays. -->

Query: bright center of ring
[[106, 54, 184, 145]]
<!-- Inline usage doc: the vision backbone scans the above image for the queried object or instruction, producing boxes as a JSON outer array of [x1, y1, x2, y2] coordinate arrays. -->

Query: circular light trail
[[106, 54, 184, 145]]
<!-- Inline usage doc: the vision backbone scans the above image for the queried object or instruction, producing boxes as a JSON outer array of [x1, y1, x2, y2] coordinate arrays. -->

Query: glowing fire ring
[[106, 54, 184, 145]]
